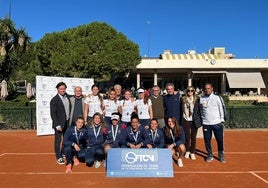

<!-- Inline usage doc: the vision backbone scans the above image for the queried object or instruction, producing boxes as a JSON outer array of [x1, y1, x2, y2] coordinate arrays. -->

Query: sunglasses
[[187, 89, 194, 92]]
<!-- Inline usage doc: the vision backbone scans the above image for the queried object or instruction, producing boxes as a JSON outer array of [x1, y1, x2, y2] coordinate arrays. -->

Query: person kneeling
[[63, 116, 87, 173]]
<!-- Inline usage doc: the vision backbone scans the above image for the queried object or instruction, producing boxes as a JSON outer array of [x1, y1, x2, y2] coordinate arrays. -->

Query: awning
[[226, 72, 266, 88]]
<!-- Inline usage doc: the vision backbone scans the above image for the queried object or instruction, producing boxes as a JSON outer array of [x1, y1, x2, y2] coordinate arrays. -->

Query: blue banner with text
[[106, 148, 173, 177]]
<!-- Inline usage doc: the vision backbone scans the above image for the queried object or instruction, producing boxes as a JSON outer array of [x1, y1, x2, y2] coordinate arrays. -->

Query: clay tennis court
[[0, 129, 267, 188]]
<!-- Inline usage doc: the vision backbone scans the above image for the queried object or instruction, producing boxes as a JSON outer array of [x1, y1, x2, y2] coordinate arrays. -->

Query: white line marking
[[0, 171, 267, 175], [1, 151, 268, 156], [222, 152, 268, 154], [1, 153, 54, 155], [250, 172, 268, 184], [173, 171, 268, 174], [0, 172, 105, 175]]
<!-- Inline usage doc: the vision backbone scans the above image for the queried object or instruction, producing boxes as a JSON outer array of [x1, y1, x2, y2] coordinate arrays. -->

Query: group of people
[[50, 82, 226, 173]]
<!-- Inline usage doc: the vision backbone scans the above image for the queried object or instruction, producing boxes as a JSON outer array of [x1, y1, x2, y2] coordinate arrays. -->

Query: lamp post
[[146, 21, 150, 57]]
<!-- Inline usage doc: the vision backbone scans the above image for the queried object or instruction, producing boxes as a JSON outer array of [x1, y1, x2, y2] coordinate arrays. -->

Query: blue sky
[[0, 0, 267, 58]]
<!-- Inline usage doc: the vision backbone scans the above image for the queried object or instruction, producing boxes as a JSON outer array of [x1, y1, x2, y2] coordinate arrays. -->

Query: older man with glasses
[[149, 85, 165, 129]]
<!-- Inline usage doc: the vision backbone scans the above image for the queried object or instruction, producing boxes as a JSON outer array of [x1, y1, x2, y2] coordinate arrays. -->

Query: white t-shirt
[[84, 95, 103, 117], [103, 99, 119, 117], [119, 99, 135, 122], [134, 99, 152, 119]]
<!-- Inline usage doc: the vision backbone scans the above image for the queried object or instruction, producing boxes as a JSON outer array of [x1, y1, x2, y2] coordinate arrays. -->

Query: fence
[[226, 106, 268, 128], [0, 107, 36, 130], [0, 106, 267, 130]]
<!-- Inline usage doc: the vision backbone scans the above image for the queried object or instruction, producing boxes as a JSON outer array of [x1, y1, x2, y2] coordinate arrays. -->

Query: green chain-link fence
[[0, 106, 267, 130]]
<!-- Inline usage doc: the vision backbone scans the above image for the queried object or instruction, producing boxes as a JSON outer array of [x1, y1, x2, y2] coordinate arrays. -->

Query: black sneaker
[[219, 156, 226, 163], [206, 156, 214, 162], [57, 158, 65, 165]]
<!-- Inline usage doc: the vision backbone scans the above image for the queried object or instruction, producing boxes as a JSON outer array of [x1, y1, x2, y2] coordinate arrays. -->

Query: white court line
[[1, 151, 268, 156], [0, 153, 54, 156], [0, 171, 267, 175], [221, 152, 268, 154], [250, 172, 268, 184]]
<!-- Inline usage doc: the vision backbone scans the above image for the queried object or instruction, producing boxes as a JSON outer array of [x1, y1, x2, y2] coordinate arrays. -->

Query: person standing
[[163, 83, 182, 124], [134, 88, 153, 129], [84, 84, 104, 124], [69, 86, 85, 126], [182, 86, 201, 160], [200, 83, 226, 163], [114, 84, 124, 101], [118, 89, 135, 126], [149, 85, 165, 129], [103, 88, 119, 126], [50, 82, 71, 165]]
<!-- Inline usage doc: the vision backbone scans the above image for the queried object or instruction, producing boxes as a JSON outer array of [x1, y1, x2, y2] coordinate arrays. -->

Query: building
[[135, 47, 268, 101]]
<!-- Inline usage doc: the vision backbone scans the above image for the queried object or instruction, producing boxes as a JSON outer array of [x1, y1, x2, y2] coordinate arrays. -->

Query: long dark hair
[[165, 116, 181, 138], [91, 84, 104, 111]]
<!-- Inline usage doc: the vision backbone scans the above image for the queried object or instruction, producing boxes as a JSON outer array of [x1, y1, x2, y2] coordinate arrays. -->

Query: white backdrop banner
[[36, 75, 94, 136]]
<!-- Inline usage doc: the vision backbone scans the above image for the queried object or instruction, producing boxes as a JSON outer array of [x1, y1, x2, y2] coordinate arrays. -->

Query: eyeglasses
[[187, 90, 194, 92], [153, 90, 159, 91]]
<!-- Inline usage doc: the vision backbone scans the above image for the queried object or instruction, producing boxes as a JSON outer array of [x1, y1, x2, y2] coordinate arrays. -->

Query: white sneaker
[[185, 151, 190, 159], [190, 153, 196, 160], [177, 158, 183, 167], [94, 161, 101, 168], [103, 160, 106, 168]]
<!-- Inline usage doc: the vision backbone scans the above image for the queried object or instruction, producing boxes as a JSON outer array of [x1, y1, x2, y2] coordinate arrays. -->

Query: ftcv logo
[[122, 150, 158, 164]]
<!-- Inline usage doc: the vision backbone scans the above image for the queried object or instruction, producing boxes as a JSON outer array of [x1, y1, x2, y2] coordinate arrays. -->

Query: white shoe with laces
[[94, 161, 101, 168], [190, 153, 196, 160], [177, 158, 183, 167], [184, 151, 190, 159]]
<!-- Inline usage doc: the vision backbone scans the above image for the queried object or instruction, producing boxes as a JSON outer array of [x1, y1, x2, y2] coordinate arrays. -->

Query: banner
[[107, 148, 174, 177], [36, 75, 94, 136]]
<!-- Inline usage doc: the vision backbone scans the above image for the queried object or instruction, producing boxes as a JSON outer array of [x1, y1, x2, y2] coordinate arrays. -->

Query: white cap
[[138, 88, 145, 93], [111, 114, 120, 121]]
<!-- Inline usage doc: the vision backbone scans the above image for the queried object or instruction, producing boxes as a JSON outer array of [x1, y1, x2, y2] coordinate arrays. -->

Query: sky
[[0, 0, 267, 58]]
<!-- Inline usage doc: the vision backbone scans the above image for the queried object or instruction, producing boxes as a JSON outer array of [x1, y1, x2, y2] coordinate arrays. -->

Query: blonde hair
[[88, 112, 106, 128], [182, 86, 198, 104]]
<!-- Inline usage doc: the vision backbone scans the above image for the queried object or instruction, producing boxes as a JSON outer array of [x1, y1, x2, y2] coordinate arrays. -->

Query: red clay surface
[[0, 129, 267, 188]]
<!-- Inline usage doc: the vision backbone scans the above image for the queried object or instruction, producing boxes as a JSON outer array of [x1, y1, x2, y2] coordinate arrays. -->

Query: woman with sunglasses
[[181, 86, 201, 160]]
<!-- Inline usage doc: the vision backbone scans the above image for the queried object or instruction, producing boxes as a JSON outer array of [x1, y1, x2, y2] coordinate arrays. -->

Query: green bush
[[228, 100, 256, 106], [0, 101, 26, 107], [227, 106, 268, 128]]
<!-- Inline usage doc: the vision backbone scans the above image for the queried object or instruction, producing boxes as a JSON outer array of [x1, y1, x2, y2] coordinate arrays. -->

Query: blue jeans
[[54, 126, 67, 160], [202, 123, 224, 157], [63, 145, 86, 165], [139, 119, 150, 128], [104, 117, 111, 126], [85, 145, 104, 167]]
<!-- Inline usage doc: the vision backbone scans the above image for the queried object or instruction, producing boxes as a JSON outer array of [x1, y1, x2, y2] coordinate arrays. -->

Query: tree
[[0, 17, 31, 81], [26, 22, 140, 82]]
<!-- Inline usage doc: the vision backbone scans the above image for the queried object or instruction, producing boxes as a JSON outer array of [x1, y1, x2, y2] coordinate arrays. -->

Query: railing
[[0, 106, 268, 130], [225, 106, 268, 128], [0, 107, 36, 130]]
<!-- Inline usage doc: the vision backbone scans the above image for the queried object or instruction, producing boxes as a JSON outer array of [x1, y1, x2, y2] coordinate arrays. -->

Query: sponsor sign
[[107, 148, 173, 177], [36, 75, 94, 136]]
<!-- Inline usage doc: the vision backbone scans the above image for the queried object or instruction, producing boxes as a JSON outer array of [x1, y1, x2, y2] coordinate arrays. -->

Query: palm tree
[[0, 17, 31, 80]]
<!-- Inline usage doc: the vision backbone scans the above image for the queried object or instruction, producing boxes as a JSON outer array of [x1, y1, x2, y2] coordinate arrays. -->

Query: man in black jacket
[[50, 82, 71, 165]]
